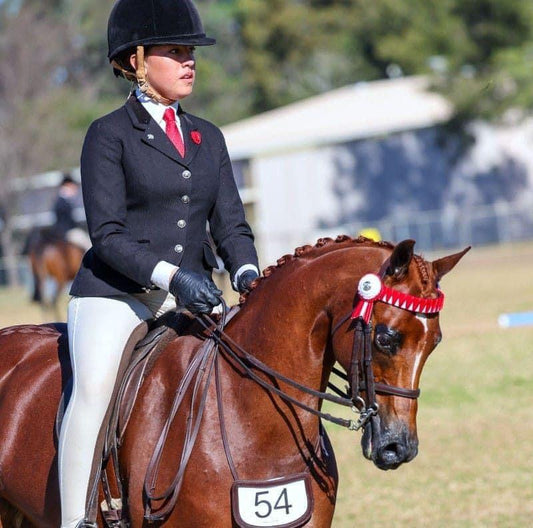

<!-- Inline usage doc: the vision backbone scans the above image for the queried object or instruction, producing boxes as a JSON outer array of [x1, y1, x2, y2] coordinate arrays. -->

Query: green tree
[[232, 0, 533, 123], [235, 0, 372, 113], [0, 0, 122, 285], [438, 0, 533, 123]]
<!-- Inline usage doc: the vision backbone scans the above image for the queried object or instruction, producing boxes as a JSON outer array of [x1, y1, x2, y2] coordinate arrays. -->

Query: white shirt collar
[[135, 88, 181, 132]]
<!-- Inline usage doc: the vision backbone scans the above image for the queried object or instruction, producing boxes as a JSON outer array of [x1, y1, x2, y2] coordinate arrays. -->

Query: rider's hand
[[236, 269, 259, 293], [169, 269, 222, 314]]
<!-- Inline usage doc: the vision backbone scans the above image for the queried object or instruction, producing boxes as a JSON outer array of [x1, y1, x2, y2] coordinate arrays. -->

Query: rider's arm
[[208, 132, 259, 288], [80, 118, 161, 288]]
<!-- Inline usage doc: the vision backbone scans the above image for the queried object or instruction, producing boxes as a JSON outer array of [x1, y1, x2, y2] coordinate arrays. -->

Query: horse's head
[[331, 239, 469, 470]]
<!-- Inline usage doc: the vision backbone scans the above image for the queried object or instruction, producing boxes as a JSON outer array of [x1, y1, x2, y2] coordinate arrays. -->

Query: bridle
[[329, 272, 445, 429], [143, 271, 445, 520]]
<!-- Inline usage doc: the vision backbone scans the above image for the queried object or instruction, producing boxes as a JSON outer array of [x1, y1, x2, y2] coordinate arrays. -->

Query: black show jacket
[[70, 95, 258, 297]]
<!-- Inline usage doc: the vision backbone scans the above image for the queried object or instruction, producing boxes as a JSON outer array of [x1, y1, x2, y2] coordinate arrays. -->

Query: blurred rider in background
[[52, 174, 91, 252]]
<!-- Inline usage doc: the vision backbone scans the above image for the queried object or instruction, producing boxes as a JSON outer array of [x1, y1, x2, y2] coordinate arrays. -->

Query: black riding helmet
[[107, 0, 216, 62]]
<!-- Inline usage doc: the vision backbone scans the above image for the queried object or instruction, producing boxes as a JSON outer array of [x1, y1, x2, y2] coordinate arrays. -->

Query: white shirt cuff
[[233, 263, 260, 290], [150, 261, 179, 291]]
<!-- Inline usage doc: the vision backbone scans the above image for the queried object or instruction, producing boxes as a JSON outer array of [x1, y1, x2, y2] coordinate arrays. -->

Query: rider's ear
[[386, 239, 415, 280], [432, 246, 471, 281]]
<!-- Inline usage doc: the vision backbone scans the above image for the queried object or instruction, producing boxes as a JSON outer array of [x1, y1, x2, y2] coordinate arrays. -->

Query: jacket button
[[177, 219, 187, 228], [181, 195, 190, 204], [182, 170, 191, 179], [174, 244, 183, 253]]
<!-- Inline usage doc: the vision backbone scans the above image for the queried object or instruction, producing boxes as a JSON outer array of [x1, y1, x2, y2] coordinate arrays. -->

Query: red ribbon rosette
[[351, 274, 383, 324]]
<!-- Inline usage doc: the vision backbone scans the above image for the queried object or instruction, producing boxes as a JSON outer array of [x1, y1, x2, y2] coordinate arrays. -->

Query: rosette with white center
[[351, 273, 383, 323]]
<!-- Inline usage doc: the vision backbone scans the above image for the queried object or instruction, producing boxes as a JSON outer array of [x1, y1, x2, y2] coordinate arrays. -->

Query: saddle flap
[[110, 316, 183, 449]]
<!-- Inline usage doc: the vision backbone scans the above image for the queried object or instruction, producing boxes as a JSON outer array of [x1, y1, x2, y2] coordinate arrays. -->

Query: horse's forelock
[[413, 254, 430, 286], [411, 253, 444, 298]]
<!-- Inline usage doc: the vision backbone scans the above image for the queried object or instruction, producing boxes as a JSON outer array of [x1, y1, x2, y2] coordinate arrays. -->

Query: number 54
[[255, 488, 293, 519]]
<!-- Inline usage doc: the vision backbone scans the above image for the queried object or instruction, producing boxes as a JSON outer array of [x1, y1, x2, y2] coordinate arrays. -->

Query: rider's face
[[130, 45, 196, 102]]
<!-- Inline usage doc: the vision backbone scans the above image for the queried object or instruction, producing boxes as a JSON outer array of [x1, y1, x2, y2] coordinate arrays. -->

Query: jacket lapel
[[179, 110, 202, 166], [126, 96, 188, 167]]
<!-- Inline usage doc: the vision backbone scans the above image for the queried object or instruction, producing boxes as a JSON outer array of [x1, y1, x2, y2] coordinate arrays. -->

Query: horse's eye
[[376, 333, 392, 349], [374, 324, 401, 354]]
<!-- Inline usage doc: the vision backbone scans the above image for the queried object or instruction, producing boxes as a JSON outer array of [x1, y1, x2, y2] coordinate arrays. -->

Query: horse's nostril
[[376, 442, 407, 469], [369, 425, 419, 470], [383, 442, 404, 459]]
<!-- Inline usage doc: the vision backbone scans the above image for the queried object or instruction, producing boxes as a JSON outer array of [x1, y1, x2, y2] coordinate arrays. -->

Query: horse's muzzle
[[361, 416, 418, 470]]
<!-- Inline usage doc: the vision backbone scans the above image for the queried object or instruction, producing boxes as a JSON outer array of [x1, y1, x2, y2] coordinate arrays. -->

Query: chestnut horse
[[24, 227, 85, 317], [0, 236, 468, 527]]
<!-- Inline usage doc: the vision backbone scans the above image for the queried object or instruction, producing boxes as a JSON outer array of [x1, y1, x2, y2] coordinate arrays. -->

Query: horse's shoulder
[[116, 321, 207, 436]]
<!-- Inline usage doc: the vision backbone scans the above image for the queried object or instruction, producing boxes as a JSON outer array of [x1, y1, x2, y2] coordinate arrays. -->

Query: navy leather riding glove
[[169, 269, 222, 314], [236, 269, 259, 293]]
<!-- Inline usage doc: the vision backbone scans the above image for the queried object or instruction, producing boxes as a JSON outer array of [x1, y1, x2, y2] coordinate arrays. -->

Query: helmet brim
[[109, 35, 216, 60]]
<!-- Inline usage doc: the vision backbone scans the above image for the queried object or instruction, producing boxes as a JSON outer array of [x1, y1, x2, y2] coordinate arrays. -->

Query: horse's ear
[[432, 246, 471, 281], [386, 239, 416, 279]]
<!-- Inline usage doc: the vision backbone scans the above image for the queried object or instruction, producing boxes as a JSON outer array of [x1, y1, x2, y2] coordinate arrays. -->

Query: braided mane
[[239, 235, 394, 304], [413, 254, 430, 288]]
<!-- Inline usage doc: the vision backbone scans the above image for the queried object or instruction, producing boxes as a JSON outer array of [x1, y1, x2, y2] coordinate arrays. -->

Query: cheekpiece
[[351, 273, 445, 324]]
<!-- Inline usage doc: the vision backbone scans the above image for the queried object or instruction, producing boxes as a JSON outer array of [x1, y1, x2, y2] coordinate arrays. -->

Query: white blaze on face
[[416, 313, 429, 332], [411, 314, 429, 385]]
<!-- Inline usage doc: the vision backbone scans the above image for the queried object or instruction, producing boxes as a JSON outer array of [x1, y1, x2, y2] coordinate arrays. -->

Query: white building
[[222, 76, 533, 267]]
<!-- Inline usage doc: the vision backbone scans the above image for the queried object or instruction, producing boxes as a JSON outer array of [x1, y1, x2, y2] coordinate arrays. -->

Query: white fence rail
[[257, 200, 533, 266]]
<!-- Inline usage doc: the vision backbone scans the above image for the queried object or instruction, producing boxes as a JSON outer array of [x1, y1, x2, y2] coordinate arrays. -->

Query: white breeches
[[58, 290, 175, 527]]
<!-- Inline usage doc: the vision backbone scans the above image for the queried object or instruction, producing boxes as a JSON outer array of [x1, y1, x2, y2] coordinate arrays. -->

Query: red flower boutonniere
[[190, 130, 202, 145]]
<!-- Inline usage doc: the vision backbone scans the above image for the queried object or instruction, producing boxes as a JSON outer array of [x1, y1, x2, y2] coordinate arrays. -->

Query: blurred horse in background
[[23, 227, 84, 319]]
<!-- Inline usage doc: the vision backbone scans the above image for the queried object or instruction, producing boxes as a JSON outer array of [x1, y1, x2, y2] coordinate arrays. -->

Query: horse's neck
[[227, 268, 334, 392], [214, 278, 331, 463], [226, 245, 390, 385]]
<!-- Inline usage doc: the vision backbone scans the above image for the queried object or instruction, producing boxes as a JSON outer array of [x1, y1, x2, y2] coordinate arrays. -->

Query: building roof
[[222, 76, 453, 160]]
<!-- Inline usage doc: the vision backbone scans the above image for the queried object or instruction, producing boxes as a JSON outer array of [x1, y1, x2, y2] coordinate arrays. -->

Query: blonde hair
[[111, 45, 176, 105]]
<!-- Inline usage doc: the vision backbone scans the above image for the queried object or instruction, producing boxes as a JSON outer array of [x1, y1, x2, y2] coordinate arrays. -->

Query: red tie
[[163, 108, 185, 157]]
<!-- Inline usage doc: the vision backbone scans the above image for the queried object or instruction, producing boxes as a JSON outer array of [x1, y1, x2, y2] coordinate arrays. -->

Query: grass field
[[0, 242, 532, 527]]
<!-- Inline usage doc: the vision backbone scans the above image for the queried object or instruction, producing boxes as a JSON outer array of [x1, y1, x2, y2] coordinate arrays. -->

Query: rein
[[144, 335, 219, 521], [196, 312, 359, 429], [196, 313, 419, 435]]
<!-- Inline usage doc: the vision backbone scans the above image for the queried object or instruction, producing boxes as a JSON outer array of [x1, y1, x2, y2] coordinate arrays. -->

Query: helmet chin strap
[[111, 46, 177, 106], [135, 46, 177, 106]]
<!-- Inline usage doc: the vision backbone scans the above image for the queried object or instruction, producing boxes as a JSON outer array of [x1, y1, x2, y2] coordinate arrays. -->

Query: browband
[[351, 273, 444, 324]]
